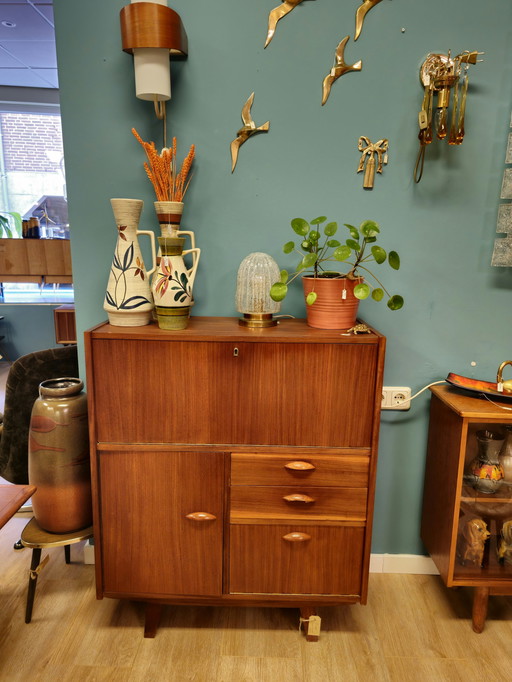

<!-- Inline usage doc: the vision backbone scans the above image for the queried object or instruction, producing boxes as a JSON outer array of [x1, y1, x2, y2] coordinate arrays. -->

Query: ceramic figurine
[[457, 517, 490, 567], [497, 520, 512, 565]]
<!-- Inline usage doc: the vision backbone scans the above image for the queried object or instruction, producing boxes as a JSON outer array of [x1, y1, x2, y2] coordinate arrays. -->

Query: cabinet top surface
[[86, 317, 385, 344], [430, 384, 512, 420]]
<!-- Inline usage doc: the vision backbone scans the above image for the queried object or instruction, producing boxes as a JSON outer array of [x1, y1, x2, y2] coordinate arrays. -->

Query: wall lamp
[[414, 50, 483, 183], [120, 0, 187, 121]]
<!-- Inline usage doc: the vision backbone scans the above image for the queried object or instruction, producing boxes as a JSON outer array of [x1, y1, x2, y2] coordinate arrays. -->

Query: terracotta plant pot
[[302, 276, 360, 330]]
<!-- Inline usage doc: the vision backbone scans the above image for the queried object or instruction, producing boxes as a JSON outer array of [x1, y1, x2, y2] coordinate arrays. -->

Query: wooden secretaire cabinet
[[84, 317, 386, 639]]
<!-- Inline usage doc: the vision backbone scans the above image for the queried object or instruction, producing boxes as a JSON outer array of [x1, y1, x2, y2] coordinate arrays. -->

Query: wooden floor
[[0, 514, 511, 681]]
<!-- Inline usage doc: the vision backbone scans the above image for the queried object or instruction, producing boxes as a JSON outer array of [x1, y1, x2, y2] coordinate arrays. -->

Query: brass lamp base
[[238, 313, 277, 328]]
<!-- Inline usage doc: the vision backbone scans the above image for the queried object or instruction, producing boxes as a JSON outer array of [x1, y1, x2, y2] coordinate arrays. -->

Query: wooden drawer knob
[[283, 532, 311, 542], [284, 461, 316, 472], [283, 493, 316, 504], [185, 512, 216, 521]]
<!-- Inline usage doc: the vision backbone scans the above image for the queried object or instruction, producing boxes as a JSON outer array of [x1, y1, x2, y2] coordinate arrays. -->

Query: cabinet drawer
[[229, 524, 364, 595], [230, 486, 367, 522], [231, 452, 369, 487]]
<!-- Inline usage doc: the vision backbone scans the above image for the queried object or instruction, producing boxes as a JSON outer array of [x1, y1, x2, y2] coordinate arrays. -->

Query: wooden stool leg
[[472, 586, 489, 633], [64, 545, 71, 564], [25, 548, 42, 624], [144, 602, 162, 638]]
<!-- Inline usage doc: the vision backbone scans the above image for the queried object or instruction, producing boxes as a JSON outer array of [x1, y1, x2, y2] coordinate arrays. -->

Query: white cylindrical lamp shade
[[133, 48, 170, 101]]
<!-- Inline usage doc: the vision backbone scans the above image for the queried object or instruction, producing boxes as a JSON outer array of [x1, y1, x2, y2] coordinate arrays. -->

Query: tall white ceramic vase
[[104, 198, 156, 326]]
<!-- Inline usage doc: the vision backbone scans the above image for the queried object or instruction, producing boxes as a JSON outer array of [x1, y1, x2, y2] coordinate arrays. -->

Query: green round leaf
[[302, 253, 318, 268], [344, 224, 360, 240], [283, 241, 295, 254], [346, 239, 361, 251], [326, 239, 341, 248], [291, 218, 310, 236], [354, 282, 371, 300], [309, 230, 320, 242], [388, 250, 400, 270], [324, 221, 338, 236], [372, 287, 384, 301], [306, 291, 317, 305], [333, 245, 351, 261], [279, 269, 288, 283], [360, 220, 380, 238], [310, 216, 327, 225], [387, 295, 404, 310], [371, 245, 386, 264], [270, 282, 288, 302], [301, 240, 312, 251]]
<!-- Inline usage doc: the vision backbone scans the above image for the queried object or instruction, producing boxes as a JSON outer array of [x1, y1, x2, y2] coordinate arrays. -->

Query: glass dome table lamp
[[236, 252, 281, 328]]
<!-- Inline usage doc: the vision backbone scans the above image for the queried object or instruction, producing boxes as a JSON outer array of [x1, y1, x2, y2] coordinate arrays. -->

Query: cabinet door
[[230, 342, 378, 447], [99, 450, 225, 597], [91, 338, 378, 447]]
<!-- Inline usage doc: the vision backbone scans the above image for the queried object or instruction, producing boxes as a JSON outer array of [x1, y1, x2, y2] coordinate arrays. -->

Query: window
[[0, 89, 72, 303]]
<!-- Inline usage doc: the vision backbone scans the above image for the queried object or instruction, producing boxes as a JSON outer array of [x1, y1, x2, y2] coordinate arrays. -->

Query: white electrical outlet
[[381, 386, 411, 410]]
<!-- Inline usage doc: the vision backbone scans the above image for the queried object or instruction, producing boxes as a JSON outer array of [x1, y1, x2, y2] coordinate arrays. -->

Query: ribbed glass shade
[[236, 252, 281, 315]]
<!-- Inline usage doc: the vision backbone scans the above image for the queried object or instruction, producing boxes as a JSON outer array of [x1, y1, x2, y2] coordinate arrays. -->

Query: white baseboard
[[370, 553, 439, 575], [82, 545, 438, 574]]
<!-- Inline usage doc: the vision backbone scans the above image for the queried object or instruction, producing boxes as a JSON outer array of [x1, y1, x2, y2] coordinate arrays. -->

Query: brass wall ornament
[[354, 0, 384, 41], [414, 50, 483, 183], [321, 36, 362, 106], [357, 136, 388, 189], [230, 93, 270, 173], [265, 0, 304, 48]]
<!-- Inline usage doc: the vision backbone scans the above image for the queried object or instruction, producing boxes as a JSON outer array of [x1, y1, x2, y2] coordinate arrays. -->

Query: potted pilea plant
[[269, 216, 403, 329]]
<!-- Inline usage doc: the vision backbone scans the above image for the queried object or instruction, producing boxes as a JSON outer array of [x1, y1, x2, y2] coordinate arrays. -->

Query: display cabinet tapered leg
[[25, 548, 42, 624], [64, 545, 71, 564], [472, 586, 489, 633], [144, 602, 162, 638]]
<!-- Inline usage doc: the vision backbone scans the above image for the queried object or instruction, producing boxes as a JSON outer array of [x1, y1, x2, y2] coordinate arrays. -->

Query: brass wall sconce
[[414, 50, 483, 183], [120, 0, 187, 122]]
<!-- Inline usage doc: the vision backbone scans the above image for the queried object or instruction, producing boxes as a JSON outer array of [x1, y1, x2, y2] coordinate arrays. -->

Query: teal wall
[[0, 305, 60, 358], [53, 0, 512, 555]]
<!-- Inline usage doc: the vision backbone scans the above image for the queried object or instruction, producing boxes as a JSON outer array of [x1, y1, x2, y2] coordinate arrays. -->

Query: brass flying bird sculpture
[[230, 93, 270, 173], [354, 0, 384, 41], [265, 0, 304, 48], [321, 36, 362, 106]]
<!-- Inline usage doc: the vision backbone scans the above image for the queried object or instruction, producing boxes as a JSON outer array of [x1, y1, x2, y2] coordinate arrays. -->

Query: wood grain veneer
[[85, 317, 386, 637]]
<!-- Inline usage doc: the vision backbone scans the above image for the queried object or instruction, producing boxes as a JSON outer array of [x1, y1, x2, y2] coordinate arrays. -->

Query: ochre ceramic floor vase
[[28, 378, 92, 533], [302, 276, 359, 330]]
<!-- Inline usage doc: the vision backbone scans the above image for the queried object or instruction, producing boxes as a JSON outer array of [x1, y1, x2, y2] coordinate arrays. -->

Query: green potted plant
[[0, 211, 22, 238], [269, 216, 403, 329]]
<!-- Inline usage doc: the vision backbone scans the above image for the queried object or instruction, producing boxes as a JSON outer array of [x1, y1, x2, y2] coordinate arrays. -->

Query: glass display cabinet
[[421, 384, 512, 632]]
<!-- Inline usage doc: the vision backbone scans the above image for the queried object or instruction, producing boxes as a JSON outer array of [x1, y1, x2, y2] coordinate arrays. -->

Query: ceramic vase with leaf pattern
[[152, 235, 200, 330], [104, 198, 156, 326]]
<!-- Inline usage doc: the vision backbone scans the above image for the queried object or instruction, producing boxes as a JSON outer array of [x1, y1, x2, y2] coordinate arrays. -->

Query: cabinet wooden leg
[[144, 602, 162, 638], [472, 586, 489, 633], [300, 607, 321, 642]]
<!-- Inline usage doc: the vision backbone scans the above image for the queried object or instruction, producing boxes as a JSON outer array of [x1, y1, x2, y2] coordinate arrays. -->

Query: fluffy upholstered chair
[[0, 345, 79, 484]]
